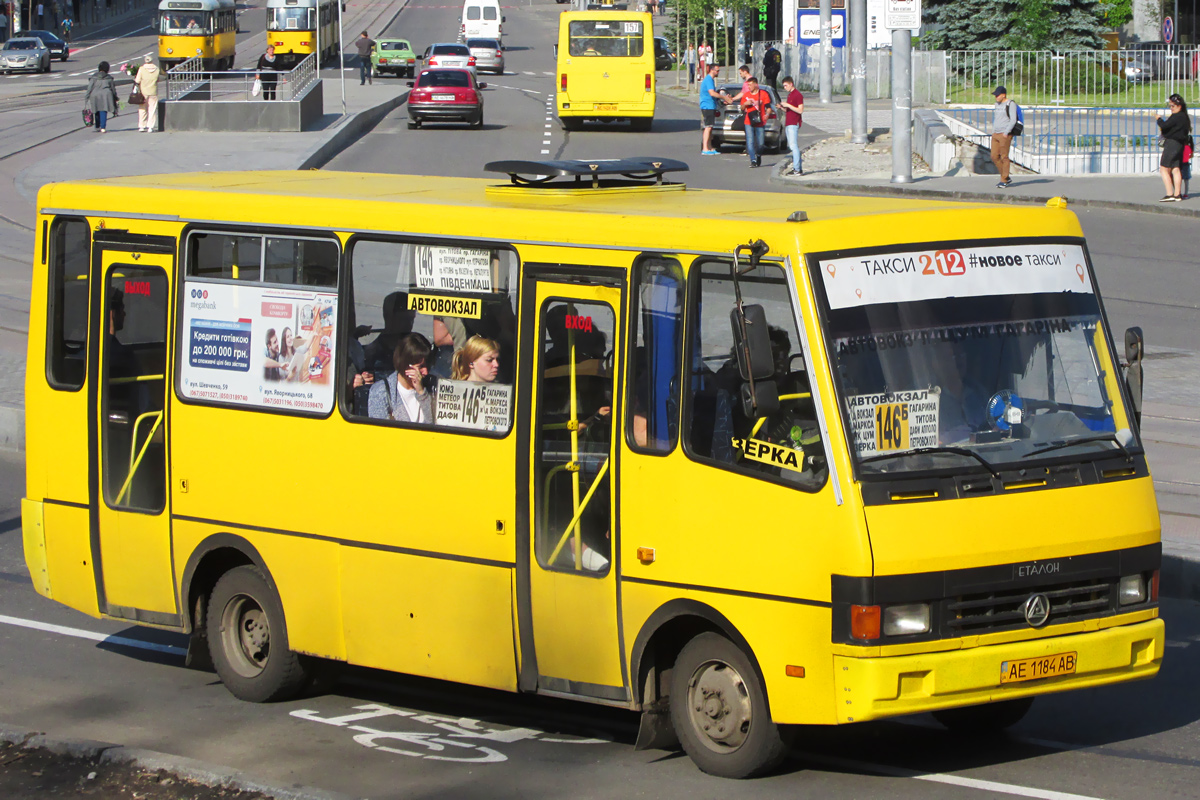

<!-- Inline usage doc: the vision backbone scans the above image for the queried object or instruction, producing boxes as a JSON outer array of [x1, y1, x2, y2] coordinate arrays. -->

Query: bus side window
[[627, 256, 683, 453], [684, 260, 827, 490], [46, 218, 90, 390]]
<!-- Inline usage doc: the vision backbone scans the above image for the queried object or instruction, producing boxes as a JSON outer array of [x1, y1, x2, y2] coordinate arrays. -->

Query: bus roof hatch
[[483, 157, 688, 192]]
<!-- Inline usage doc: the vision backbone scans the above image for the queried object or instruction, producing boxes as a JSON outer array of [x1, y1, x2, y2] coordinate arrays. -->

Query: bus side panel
[[172, 518, 346, 659], [622, 583, 838, 725], [340, 548, 517, 692], [43, 503, 102, 617]]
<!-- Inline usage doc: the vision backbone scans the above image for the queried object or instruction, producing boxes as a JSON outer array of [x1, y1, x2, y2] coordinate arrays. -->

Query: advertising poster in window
[[180, 281, 337, 413]]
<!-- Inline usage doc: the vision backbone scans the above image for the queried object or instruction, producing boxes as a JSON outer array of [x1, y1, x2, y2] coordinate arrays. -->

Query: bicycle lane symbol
[[290, 703, 610, 764]]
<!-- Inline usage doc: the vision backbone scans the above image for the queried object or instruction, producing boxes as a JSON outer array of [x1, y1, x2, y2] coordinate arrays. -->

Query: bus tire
[[207, 565, 308, 703], [669, 632, 788, 779], [932, 697, 1034, 734]]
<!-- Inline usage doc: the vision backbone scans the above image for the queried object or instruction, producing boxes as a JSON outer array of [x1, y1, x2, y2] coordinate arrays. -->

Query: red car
[[407, 68, 487, 129]]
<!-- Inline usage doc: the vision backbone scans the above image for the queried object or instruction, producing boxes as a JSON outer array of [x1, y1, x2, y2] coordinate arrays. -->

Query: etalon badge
[[652, 162, 662, 168], [589, 164, 599, 170], [1023, 593, 1051, 627]]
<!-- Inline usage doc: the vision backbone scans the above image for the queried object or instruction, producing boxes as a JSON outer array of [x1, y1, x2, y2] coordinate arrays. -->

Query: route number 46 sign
[[884, 0, 921, 30]]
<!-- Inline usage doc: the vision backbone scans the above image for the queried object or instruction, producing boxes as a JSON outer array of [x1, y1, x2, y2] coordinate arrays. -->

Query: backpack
[[1006, 101, 1024, 136]]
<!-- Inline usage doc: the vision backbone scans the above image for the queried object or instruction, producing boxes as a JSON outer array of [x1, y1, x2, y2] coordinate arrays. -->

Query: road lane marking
[[800, 751, 1105, 800], [0, 613, 186, 656], [70, 26, 153, 56]]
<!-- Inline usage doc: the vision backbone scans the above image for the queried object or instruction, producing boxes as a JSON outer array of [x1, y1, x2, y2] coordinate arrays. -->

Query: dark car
[[654, 36, 675, 71], [22, 30, 69, 62], [407, 67, 487, 129], [709, 83, 783, 152]]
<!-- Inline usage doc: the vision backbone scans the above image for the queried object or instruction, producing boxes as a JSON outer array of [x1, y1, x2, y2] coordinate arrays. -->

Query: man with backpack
[[991, 85, 1021, 188]]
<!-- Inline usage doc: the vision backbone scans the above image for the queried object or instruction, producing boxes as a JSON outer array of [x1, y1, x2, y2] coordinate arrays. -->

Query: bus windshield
[[160, 11, 212, 34], [568, 19, 645, 57], [269, 7, 313, 31], [814, 241, 1140, 477]]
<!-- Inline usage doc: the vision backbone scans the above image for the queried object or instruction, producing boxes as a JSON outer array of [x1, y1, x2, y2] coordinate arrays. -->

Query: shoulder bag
[[129, 85, 146, 105]]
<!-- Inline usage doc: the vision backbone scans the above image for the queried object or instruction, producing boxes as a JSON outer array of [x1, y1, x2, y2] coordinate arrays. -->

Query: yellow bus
[[157, 0, 238, 71], [23, 159, 1162, 778], [556, 11, 655, 131], [266, 0, 339, 69]]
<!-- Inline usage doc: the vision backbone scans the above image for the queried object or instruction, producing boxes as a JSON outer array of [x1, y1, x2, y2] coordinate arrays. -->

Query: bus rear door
[[91, 236, 178, 622], [519, 274, 627, 702]]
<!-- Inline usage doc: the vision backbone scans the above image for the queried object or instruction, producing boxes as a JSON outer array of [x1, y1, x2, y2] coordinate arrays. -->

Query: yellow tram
[[266, 0, 339, 69], [157, 0, 238, 70]]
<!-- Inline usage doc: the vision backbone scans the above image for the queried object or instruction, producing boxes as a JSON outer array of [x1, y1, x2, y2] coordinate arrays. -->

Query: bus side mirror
[[1123, 326, 1144, 427], [730, 304, 774, 381]]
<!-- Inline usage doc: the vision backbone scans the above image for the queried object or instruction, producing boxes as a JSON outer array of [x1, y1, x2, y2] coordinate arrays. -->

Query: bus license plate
[[433, 94, 455, 101], [595, 103, 617, 111], [1000, 652, 1076, 684]]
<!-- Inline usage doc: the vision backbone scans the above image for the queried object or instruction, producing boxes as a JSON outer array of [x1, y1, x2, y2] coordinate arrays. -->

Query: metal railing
[[166, 53, 318, 102], [749, 41, 947, 105], [939, 106, 1199, 175], [944, 48, 1200, 107]]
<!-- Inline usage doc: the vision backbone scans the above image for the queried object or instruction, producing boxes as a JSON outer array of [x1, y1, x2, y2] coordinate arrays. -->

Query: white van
[[460, 0, 504, 41]]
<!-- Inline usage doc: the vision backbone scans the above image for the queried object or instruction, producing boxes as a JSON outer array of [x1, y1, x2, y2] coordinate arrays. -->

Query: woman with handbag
[[1156, 94, 1192, 202], [134, 54, 161, 133], [83, 61, 119, 134], [256, 46, 280, 101], [740, 76, 772, 168]]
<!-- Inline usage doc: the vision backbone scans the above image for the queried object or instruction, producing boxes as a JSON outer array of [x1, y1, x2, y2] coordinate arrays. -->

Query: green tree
[[921, 0, 1019, 50], [1098, 0, 1133, 29], [1008, 0, 1107, 49]]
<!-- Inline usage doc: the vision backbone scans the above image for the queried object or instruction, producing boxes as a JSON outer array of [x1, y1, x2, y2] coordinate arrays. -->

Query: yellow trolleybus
[[23, 159, 1162, 778], [157, 0, 238, 70], [266, 0, 339, 69], [557, 10, 656, 131]]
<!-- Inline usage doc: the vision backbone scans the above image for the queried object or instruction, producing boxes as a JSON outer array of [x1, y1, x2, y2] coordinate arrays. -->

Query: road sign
[[1163, 15, 1174, 45], [884, 0, 922, 30], [797, 10, 846, 47]]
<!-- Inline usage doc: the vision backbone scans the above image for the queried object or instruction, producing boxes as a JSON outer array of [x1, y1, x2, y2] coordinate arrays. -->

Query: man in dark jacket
[[762, 44, 781, 92], [355, 31, 376, 85]]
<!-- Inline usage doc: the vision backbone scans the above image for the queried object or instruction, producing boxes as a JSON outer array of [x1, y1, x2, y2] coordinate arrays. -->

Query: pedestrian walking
[[61, 14, 73, 43], [740, 76, 771, 168], [699, 62, 728, 155], [36, 1, 46, 30], [762, 43, 781, 92], [990, 85, 1017, 188], [1156, 93, 1192, 202], [256, 45, 280, 100], [778, 76, 804, 175], [685, 43, 696, 86], [135, 54, 160, 132], [83, 61, 119, 133], [355, 30, 376, 85], [0, 9, 9, 44], [697, 40, 711, 78]]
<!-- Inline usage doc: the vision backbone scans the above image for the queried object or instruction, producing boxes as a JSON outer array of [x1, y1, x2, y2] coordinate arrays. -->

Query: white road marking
[[802, 751, 1106, 800], [541, 150, 549, 154], [70, 26, 153, 56], [0, 613, 187, 656]]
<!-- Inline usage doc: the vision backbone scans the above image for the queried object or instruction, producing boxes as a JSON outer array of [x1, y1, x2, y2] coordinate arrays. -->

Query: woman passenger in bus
[[451, 335, 501, 383], [367, 333, 433, 424]]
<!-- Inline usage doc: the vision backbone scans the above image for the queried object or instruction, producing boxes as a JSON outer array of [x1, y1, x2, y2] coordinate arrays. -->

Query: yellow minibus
[[266, 0, 339, 69], [556, 11, 655, 131], [157, 0, 238, 70], [24, 159, 1162, 778]]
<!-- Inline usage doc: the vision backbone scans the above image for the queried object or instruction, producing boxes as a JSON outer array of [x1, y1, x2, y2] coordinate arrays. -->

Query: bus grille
[[944, 578, 1116, 634]]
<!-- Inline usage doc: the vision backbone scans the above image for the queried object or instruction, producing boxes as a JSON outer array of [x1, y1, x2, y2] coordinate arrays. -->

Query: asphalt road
[[1, 2, 1200, 798]]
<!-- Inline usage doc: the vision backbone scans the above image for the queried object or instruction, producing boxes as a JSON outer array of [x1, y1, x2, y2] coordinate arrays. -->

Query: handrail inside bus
[[547, 457, 610, 569], [748, 392, 813, 439], [111, 374, 166, 385], [116, 410, 163, 506]]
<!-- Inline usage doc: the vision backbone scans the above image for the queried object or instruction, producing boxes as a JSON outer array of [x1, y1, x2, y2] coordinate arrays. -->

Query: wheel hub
[[221, 595, 271, 678], [687, 660, 752, 752]]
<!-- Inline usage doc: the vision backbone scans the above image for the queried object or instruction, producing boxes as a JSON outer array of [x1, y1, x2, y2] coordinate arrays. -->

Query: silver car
[[0, 38, 52, 74], [466, 38, 504, 74], [709, 83, 784, 153], [421, 43, 476, 76]]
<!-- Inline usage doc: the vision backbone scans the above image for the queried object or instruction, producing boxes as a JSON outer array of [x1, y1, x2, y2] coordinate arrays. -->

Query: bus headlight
[[1119, 574, 1147, 605], [883, 603, 931, 636]]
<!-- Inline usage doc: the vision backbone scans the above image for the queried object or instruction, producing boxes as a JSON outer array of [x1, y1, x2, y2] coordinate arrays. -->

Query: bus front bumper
[[832, 617, 1163, 724]]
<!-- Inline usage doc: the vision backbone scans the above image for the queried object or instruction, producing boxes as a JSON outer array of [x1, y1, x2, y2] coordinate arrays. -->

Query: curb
[[297, 89, 410, 171], [1161, 553, 1200, 602], [766, 173, 1200, 218], [0, 723, 357, 800]]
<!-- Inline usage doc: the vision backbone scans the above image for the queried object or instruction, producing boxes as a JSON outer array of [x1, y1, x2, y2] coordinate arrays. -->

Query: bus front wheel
[[932, 697, 1034, 734], [207, 565, 309, 703], [669, 632, 789, 778]]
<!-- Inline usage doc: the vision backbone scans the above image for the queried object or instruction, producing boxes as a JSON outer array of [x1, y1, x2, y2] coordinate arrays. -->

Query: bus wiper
[[860, 447, 1000, 479], [1023, 432, 1134, 461]]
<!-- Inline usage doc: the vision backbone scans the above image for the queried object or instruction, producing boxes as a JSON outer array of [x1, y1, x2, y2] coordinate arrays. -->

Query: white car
[[0, 37, 52, 74], [420, 42, 477, 76]]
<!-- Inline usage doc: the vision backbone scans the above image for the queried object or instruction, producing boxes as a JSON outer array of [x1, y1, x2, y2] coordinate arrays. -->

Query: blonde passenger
[[451, 335, 500, 382]]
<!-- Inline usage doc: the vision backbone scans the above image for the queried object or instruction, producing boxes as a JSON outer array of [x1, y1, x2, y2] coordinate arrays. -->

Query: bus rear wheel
[[933, 697, 1034, 734], [669, 632, 789, 778], [207, 565, 309, 703]]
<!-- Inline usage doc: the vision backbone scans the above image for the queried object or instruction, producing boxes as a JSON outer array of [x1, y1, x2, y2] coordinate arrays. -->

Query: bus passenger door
[[92, 245, 178, 621], [521, 279, 627, 703]]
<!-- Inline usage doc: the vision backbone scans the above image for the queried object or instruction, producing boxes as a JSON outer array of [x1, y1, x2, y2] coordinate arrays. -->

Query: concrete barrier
[[163, 80, 324, 132], [914, 109, 959, 174]]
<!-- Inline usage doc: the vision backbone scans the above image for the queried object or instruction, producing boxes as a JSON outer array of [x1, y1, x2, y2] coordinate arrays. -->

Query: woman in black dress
[[1156, 94, 1192, 202], [256, 45, 280, 100]]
